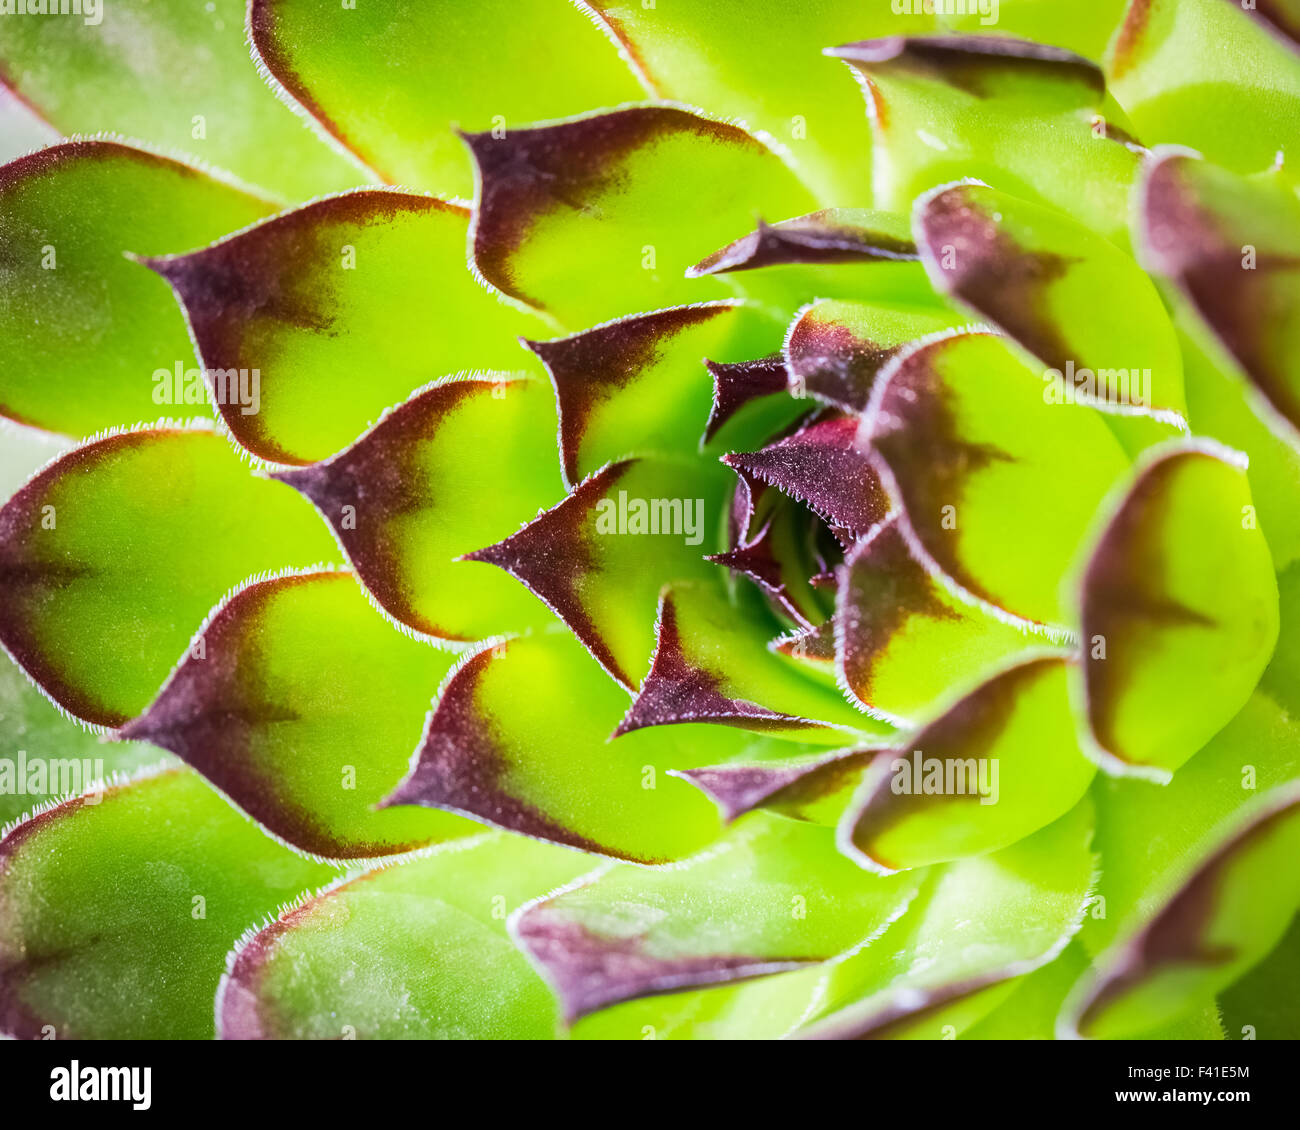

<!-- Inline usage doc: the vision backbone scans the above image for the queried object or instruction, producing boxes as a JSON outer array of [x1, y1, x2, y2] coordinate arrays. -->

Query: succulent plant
[[0, 0, 1299, 1043]]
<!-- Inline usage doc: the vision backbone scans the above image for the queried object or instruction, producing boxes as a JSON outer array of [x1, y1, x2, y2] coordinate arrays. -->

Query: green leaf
[[465, 106, 817, 326], [0, 141, 274, 437], [915, 180, 1186, 417], [1107, 0, 1300, 175], [1085, 688, 1300, 957], [1137, 151, 1300, 443], [118, 571, 476, 859], [841, 657, 1096, 872], [1075, 442, 1279, 779], [936, 0, 1131, 61], [513, 813, 922, 1023], [1218, 913, 1300, 1040], [828, 35, 1141, 246], [1180, 328, 1300, 571], [583, 3, 924, 207], [385, 631, 749, 864], [0, 427, 337, 726], [836, 513, 1032, 724], [148, 189, 550, 465], [0, 0, 360, 202], [802, 796, 1095, 1038], [218, 833, 592, 1039], [0, 649, 167, 827], [958, 943, 1090, 1040], [250, 0, 644, 200], [1064, 780, 1300, 1039], [0, 767, 334, 1039], [525, 300, 782, 486], [466, 457, 728, 689], [784, 298, 963, 413], [862, 329, 1129, 627], [273, 376, 564, 641]]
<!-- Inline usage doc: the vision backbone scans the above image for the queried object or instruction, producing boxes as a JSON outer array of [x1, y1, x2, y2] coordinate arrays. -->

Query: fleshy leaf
[[614, 585, 885, 746], [0, 141, 274, 436], [384, 632, 744, 864], [465, 105, 816, 325], [1064, 780, 1300, 1039], [218, 833, 592, 1039], [116, 571, 475, 859], [272, 376, 562, 641], [934, 0, 1131, 61], [1137, 151, 1300, 442], [250, 0, 644, 199], [1086, 686, 1300, 959], [828, 35, 1141, 246], [568, 962, 830, 1041], [0, 649, 165, 827], [840, 657, 1095, 872], [1181, 328, 1300, 572], [784, 299, 962, 413], [801, 797, 1095, 1038], [1076, 442, 1279, 779], [915, 180, 1185, 417], [0, 427, 336, 726], [0, 1, 360, 201], [836, 514, 1031, 723], [1234, 0, 1300, 51], [512, 813, 921, 1023], [1218, 913, 1300, 1040], [582, 2, 919, 206], [464, 458, 726, 688], [0, 767, 334, 1039], [723, 415, 889, 540], [525, 301, 779, 486], [1107, 0, 1300, 175], [147, 189, 550, 465], [862, 329, 1129, 627]]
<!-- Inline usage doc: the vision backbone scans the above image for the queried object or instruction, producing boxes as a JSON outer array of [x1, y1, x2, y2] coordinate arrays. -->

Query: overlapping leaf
[[0, 768, 334, 1039], [0, 0, 360, 201], [514, 813, 921, 1024], [117, 571, 475, 859], [274, 376, 563, 641], [0, 427, 336, 726], [465, 105, 817, 325], [250, 0, 644, 199], [218, 834, 592, 1039], [1075, 443, 1278, 779], [0, 142, 274, 436], [149, 189, 550, 465]]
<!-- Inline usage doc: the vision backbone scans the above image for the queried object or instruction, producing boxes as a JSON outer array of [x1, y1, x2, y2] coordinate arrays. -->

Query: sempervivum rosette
[[0, 0, 1298, 1041]]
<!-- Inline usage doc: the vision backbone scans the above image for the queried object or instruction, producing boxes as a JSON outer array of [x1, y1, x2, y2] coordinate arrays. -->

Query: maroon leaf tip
[[523, 303, 737, 483], [381, 643, 616, 859], [722, 415, 888, 538], [463, 462, 637, 688], [613, 591, 823, 738], [703, 357, 790, 445], [512, 904, 818, 1024], [688, 210, 918, 278]]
